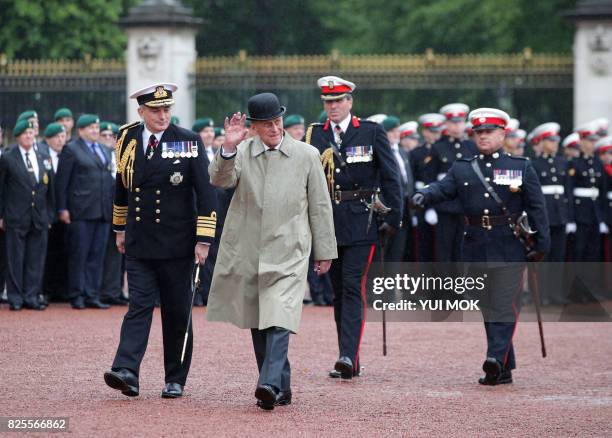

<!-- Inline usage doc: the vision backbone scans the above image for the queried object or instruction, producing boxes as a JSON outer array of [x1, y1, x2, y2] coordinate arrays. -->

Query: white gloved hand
[[565, 222, 577, 234], [411, 216, 418, 227], [600, 222, 610, 234], [424, 208, 438, 225]]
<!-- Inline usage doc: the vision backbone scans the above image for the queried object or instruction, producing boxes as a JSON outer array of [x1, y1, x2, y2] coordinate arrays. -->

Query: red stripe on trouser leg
[[355, 244, 377, 368], [502, 268, 526, 367]]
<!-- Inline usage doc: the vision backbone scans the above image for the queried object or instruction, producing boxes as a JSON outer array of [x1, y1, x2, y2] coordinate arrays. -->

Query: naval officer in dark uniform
[[413, 108, 550, 386], [305, 76, 402, 379], [430, 103, 478, 262], [104, 83, 217, 399]]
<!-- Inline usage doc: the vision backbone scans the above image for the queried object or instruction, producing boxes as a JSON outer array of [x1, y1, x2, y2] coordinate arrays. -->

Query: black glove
[[526, 250, 545, 262], [378, 222, 397, 237], [411, 193, 425, 209]]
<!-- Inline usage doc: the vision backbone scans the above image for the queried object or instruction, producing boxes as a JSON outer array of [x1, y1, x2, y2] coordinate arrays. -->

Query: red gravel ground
[[1, 304, 611, 437]]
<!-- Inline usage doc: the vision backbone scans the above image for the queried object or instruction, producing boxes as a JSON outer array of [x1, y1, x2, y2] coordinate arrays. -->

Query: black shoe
[[104, 368, 139, 397], [24, 301, 46, 311], [85, 299, 110, 309], [71, 297, 85, 309], [255, 384, 278, 411], [9, 303, 23, 311], [329, 366, 362, 378], [194, 294, 204, 307], [334, 356, 354, 380], [256, 389, 291, 408], [102, 297, 128, 306], [161, 382, 183, 398], [478, 357, 505, 386], [39, 294, 49, 307]]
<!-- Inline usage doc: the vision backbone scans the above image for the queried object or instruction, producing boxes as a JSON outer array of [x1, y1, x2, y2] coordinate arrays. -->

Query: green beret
[[14, 119, 34, 136], [17, 110, 38, 122], [192, 117, 214, 133], [76, 114, 100, 129], [44, 122, 66, 138], [100, 121, 119, 135], [171, 116, 180, 126], [318, 110, 328, 124], [382, 116, 400, 132], [284, 114, 305, 128], [214, 127, 225, 138], [54, 108, 73, 120]]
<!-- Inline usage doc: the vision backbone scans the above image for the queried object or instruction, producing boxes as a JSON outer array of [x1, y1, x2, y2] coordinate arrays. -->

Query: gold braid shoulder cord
[[116, 125, 137, 191], [306, 124, 335, 196]]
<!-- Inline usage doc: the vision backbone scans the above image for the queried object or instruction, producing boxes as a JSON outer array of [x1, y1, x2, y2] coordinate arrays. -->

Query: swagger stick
[[527, 263, 547, 358], [181, 262, 201, 365]]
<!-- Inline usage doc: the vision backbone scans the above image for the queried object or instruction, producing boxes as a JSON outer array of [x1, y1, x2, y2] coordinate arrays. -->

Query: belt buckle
[[481, 215, 492, 230], [334, 191, 341, 204]]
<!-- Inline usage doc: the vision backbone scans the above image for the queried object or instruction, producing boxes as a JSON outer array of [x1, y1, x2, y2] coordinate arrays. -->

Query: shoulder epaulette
[[305, 124, 318, 144], [458, 156, 477, 162], [119, 121, 141, 132]]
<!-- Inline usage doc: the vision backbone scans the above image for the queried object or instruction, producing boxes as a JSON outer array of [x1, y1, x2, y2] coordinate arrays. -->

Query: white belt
[[608, 191, 612, 200], [415, 181, 426, 189], [541, 185, 564, 195], [437, 173, 446, 181], [573, 187, 599, 198]]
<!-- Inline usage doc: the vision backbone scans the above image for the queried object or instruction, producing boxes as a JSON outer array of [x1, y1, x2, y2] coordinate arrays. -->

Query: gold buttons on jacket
[[155, 219, 160, 223], [156, 209, 160, 214], [135, 207, 140, 212], [135, 188, 140, 193], [156, 190, 161, 195], [156, 199, 160, 204], [135, 197, 140, 202], [136, 216, 141, 221]]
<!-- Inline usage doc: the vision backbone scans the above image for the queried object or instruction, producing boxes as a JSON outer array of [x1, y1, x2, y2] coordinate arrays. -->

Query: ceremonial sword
[[181, 261, 201, 365]]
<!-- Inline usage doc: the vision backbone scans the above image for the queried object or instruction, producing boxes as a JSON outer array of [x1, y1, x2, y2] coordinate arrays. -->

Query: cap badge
[[479, 117, 486, 123], [328, 81, 334, 89], [154, 86, 168, 99]]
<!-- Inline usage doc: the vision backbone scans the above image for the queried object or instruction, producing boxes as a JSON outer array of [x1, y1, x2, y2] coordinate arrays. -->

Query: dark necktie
[[25, 151, 37, 185], [334, 125, 344, 146], [92, 143, 107, 165], [146, 135, 158, 160]]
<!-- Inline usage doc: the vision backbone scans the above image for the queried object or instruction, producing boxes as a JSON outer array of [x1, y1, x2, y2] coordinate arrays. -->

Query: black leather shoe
[[256, 389, 292, 408], [85, 299, 110, 309], [478, 357, 506, 386], [104, 368, 139, 396], [334, 356, 354, 380], [9, 303, 23, 311], [24, 302, 46, 311], [329, 366, 362, 378], [161, 382, 183, 398], [71, 298, 85, 309], [255, 384, 278, 411]]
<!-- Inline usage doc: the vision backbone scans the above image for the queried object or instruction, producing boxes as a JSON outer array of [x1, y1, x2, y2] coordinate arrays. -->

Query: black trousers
[[574, 223, 601, 262], [6, 226, 47, 306], [100, 230, 123, 301], [476, 264, 525, 371], [416, 215, 435, 262], [42, 222, 69, 301], [385, 221, 407, 263], [540, 226, 567, 305], [112, 256, 193, 385], [67, 220, 109, 302], [434, 212, 464, 262], [250, 327, 290, 392], [198, 239, 220, 303], [329, 244, 374, 370]]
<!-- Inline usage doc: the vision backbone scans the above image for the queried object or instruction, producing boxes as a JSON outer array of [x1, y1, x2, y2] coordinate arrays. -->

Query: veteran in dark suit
[[0, 120, 55, 310], [306, 76, 402, 379], [413, 108, 550, 386], [55, 114, 114, 309], [104, 83, 217, 399]]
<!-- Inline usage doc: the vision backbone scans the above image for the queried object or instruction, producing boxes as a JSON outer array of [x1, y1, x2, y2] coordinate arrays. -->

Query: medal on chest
[[493, 169, 523, 191], [345, 145, 373, 163]]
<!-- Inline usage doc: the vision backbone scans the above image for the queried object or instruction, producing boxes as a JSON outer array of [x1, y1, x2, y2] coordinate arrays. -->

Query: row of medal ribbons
[[161, 141, 199, 159], [345, 145, 373, 163]]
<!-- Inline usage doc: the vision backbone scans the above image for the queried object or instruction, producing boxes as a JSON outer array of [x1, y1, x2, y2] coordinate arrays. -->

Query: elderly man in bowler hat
[[206, 92, 337, 410]]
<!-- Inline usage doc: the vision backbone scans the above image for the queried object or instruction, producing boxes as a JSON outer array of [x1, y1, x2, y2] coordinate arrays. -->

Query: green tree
[[0, 0, 138, 59]]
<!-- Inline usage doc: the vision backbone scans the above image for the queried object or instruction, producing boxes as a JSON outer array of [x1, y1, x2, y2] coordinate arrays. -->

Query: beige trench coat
[[205, 134, 337, 333]]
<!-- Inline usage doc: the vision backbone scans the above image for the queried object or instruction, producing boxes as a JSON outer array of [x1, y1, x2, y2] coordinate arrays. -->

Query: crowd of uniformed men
[[0, 89, 610, 313]]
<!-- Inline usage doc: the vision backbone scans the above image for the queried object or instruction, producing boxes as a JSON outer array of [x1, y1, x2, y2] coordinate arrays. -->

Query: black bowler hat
[[247, 93, 286, 121]]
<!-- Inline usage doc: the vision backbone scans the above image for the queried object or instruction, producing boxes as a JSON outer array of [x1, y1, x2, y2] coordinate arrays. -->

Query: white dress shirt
[[142, 126, 164, 154], [49, 148, 60, 173], [19, 146, 39, 182], [330, 114, 352, 144]]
